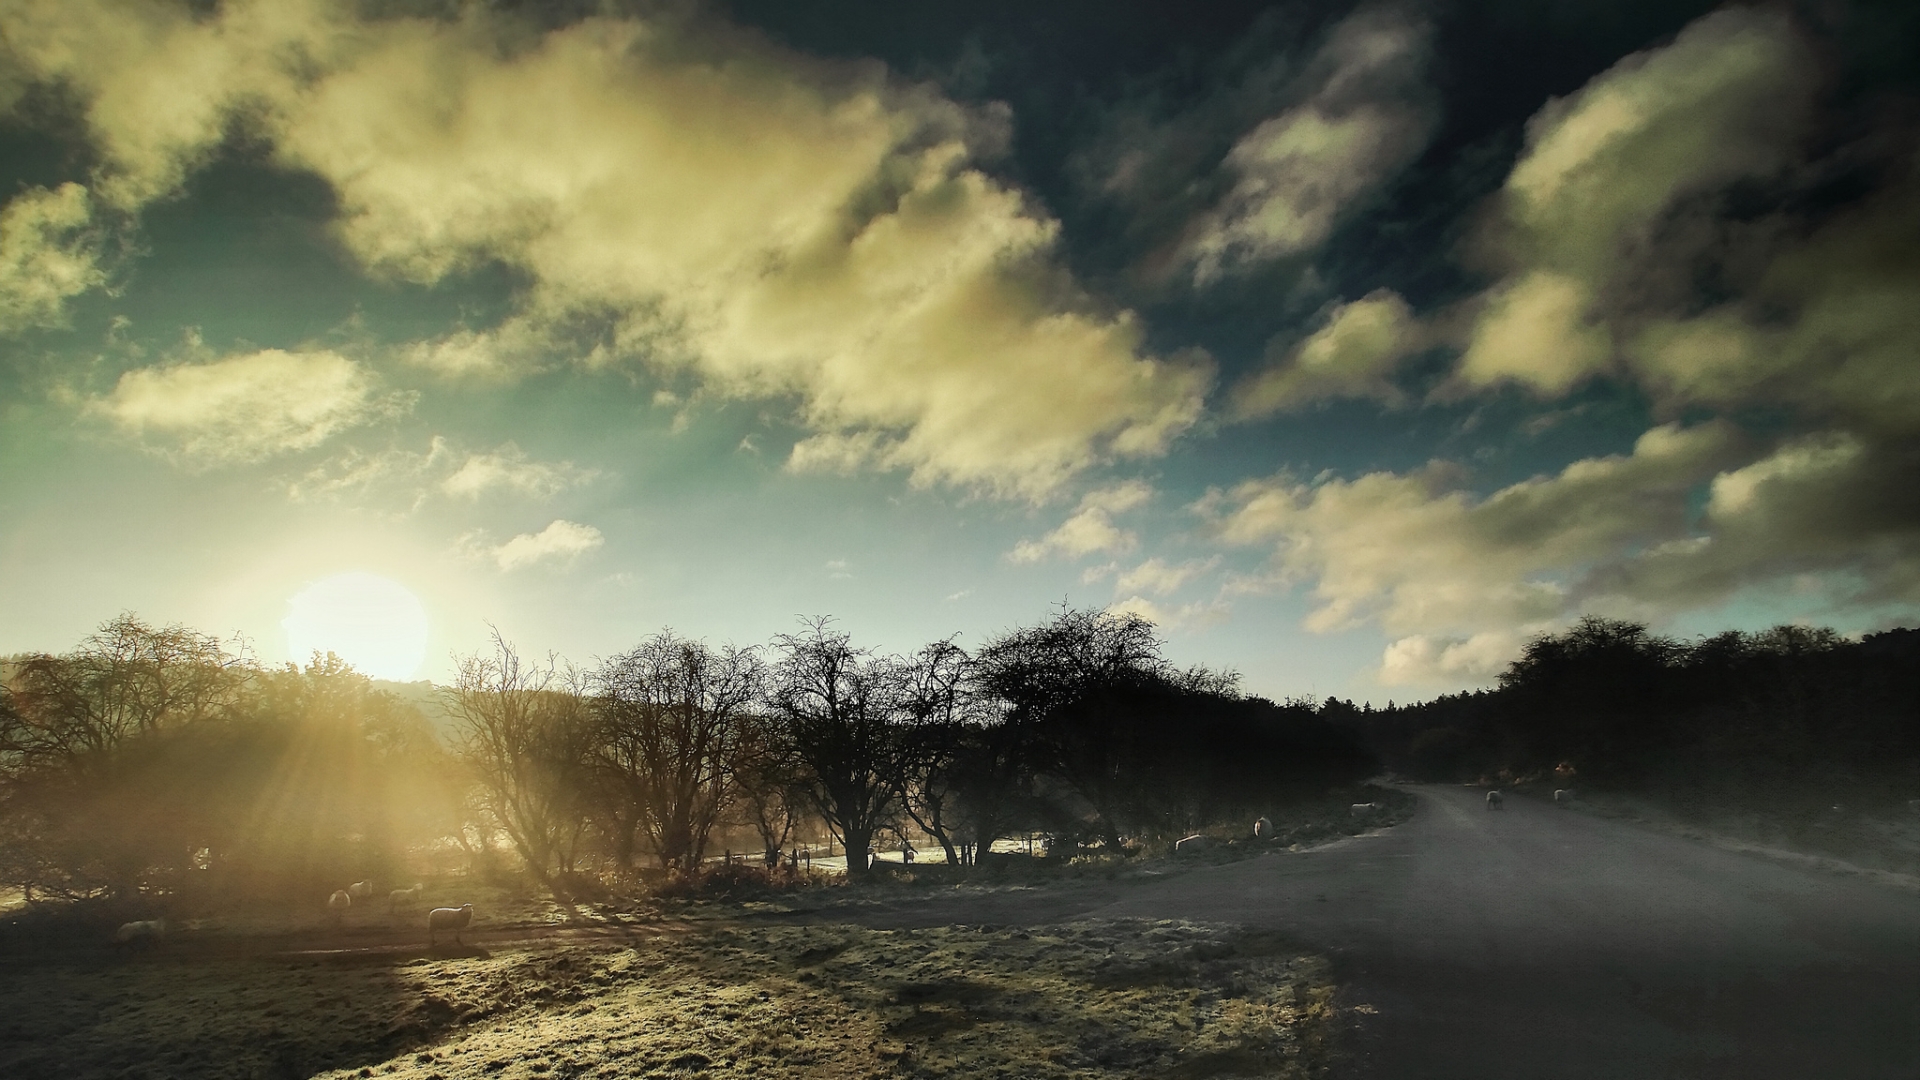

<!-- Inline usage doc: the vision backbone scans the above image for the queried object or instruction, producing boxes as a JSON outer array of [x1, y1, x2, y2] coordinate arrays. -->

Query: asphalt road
[[1084, 785, 1920, 1079]]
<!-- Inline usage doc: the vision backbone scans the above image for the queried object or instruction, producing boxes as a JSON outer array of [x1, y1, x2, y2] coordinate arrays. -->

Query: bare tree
[[893, 639, 971, 866], [733, 710, 804, 867], [444, 632, 594, 898], [592, 632, 761, 871], [765, 620, 905, 878]]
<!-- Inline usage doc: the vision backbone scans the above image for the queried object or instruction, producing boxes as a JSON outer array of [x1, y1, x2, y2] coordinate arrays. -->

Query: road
[[830, 785, 1920, 1079], [1101, 786, 1920, 1079]]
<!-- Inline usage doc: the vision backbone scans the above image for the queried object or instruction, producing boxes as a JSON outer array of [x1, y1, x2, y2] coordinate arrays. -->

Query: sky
[[1, 0, 1916, 702]]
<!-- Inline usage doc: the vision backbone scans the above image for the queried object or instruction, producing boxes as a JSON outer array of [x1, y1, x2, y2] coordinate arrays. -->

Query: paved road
[[1086, 785, 1920, 1079]]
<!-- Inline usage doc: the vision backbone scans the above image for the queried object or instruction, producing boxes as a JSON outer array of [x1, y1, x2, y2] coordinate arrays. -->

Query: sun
[[282, 572, 431, 681]]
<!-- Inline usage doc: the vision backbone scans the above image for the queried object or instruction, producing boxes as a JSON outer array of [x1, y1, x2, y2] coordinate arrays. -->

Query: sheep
[[347, 880, 374, 902], [1350, 802, 1379, 815], [1485, 790, 1504, 810], [388, 884, 425, 913], [1253, 816, 1274, 840], [1553, 789, 1575, 806], [113, 918, 166, 949], [327, 889, 352, 925], [428, 903, 475, 946], [1174, 834, 1212, 854]]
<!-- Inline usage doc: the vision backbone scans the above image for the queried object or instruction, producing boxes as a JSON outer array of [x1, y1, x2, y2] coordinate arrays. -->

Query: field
[[0, 897, 1341, 1080], [0, 791, 1415, 1079]]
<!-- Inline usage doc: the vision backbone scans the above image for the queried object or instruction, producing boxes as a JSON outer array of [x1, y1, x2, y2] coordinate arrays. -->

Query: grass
[[0, 794, 1407, 1079], [0, 916, 1341, 1080]]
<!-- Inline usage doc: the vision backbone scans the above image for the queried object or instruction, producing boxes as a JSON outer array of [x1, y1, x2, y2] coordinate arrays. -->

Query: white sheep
[[347, 879, 374, 902], [1486, 790, 1504, 810], [1349, 802, 1378, 814], [328, 889, 352, 924], [113, 918, 166, 948], [1553, 789, 1574, 806], [1253, 816, 1274, 840], [1174, 834, 1212, 854], [428, 903, 475, 946], [388, 884, 424, 913]]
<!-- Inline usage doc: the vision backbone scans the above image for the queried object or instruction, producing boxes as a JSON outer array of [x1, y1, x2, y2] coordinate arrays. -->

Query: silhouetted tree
[[591, 632, 761, 870], [764, 621, 906, 878], [445, 633, 594, 898]]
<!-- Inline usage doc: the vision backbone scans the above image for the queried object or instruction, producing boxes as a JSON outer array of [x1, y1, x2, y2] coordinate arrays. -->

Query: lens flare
[[282, 572, 430, 681]]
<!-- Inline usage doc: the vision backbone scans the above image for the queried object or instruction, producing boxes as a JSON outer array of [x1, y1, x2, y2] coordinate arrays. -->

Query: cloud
[[1115, 556, 1220, 597], [1009, 480, 1154, 562], [284, 436, 590, 507], [1626, 165, 1920, 438], [1451, 7, 1816, 397], [440, 443, 595, 500], [462, 519, 605, 572], [89, 347, 411, 464], [1500, 8, 1812, 278], [4, 1, 1210, 499], [1233, 289, 1420, 415], [1456, 272, 1610, 396], [1105, 594, 1230, 633], [1377, 629, 1535, 687], [0, 183, 105, 334], [1206, 422, 1744, 637], [1181, 6, 1435, 282], [0, 0, 340, 210]]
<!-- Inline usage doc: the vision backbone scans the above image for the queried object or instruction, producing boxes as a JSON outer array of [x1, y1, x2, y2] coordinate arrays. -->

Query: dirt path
[[773, 786, 1920, 1079]]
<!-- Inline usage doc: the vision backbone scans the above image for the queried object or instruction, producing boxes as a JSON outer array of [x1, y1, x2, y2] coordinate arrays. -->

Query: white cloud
[[4, 1, 1210, 499], [1234, 289, 1421, 414], [1009, 480, 1154, 562], [1502, 8, 1812, 277], [440, 443, 595, 500], [1448, 7, 1815, 398], [89, 347, 411, 464], [1456, 271, 1611, 395], [1378, 629, 1535, 687], [1105, 594, 1230, 633], [1183, 6, 1434, 281], [463, 519, 605, 572], [0, 183, 104, 334], [1207, 422, 1743, 637], [1115, 556, 1219, 597]]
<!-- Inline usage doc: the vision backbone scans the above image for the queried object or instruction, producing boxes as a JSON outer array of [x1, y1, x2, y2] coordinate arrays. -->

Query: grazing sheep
[[1350, 802, 1378, 815], [1554, 789, 1575, 806], [428, 904, 475, 946], [1254, 816, 1274, 840], [347, 880, 374, 902], [1174, 834, 1212, 854], [1486, 790, 1504, 810], [113, 918, 166, 948], [388, 884, 424, 913], [327, 889, 352, 924]]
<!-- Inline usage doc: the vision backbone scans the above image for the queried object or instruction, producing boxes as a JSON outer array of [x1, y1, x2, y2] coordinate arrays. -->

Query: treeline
[[0, 609, 1375, 903], [1354, 617, 1920, 808]]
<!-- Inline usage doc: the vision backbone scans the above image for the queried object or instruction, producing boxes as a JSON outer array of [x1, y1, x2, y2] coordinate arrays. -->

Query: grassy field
[[0, 789, 1413, 1079], [0, 911, 1342, 1080]]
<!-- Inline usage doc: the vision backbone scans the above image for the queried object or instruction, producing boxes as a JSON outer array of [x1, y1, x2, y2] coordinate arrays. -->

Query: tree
[[892, 639, 972, 866], [974, 608, 1174, 847], [444, 633, 594, 898], [592, 632, 761, 870], [764, 621, 905, 878], [732, 709, 805, 866], [0, 615, 250, 899]]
